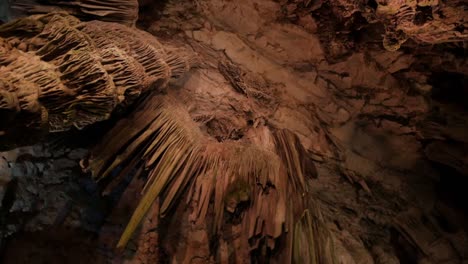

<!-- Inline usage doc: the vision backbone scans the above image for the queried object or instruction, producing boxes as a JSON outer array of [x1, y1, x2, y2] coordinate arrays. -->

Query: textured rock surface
[[0, 13, 192, 150], [136, 0, 468, 262], [12, 0, 139, 26], [0, 0, 467, 263]]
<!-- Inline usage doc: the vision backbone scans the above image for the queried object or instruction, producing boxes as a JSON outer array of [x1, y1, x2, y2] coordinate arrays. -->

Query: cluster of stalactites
[[85, 94, 335, 263], [0, 13, 192, 136]]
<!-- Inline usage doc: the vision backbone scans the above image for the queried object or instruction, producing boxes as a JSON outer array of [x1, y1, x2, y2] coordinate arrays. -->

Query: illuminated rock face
[[273, 0, 468, 51], [0, 13, 191, 147], [0, 0, 467, 263]]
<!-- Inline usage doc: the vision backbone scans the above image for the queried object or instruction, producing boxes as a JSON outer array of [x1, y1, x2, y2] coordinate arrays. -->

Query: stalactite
[[84, 94, 337, 263]]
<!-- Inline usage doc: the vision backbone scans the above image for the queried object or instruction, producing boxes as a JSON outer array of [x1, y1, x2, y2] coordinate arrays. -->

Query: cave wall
[[0, 0, 467, 263]]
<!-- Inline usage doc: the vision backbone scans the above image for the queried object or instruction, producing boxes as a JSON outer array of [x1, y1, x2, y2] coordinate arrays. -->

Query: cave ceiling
[[0, 0, 467, 263]]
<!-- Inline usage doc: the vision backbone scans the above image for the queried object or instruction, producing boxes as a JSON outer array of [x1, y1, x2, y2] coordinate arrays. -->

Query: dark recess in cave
[[414, 6, 433, 26], [137, 0, 169, 29], [432, 161, 468, 214], [429, 72, 468, 109]]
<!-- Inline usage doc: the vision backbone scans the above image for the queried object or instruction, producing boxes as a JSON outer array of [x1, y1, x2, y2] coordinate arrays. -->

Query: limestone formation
[[0, 0, 467, 263], [0, 13, 191, 148]]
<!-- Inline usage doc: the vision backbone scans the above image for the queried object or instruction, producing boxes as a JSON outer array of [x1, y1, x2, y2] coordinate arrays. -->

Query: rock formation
[[12, 0, 139, 26], [0, 12, 191, 149], [0, 0, 467, 263]]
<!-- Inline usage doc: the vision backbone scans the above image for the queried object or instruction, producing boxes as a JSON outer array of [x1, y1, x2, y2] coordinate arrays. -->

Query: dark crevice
[[368, 0, 378, 10], [429, 72, 468, 110], [431, 161, 468, 214], [137, 0, 169, 29], [414, 6, 433, 26], [390, 228, 419, 264]]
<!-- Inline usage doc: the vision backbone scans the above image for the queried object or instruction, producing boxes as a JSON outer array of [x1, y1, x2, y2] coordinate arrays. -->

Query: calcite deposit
[[0, 0, 467, 263]]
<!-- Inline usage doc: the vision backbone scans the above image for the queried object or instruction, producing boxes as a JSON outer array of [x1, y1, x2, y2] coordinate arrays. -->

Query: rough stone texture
[[12, 0, 139, 26], [137, 0, 467, 262], [0, 0, 467, 263], [275, 0, 468, 52], [0, 13, 192, 149]]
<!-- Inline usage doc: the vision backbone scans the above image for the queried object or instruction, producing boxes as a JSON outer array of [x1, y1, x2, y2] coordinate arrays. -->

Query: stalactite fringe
[[85, 94, 337, 263]]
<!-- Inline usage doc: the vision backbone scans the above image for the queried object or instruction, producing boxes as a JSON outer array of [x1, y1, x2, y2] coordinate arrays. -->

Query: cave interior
[[0, 0, 467, 263]]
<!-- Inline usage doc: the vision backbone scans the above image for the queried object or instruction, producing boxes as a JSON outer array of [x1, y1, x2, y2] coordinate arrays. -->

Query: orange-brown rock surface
[[0, 0, 467, 263]]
